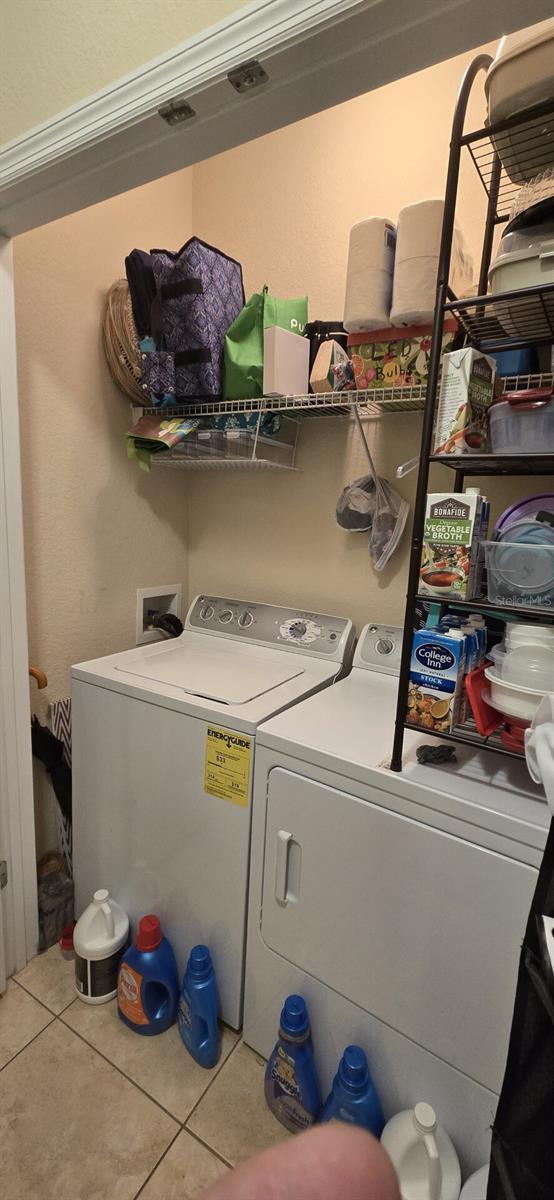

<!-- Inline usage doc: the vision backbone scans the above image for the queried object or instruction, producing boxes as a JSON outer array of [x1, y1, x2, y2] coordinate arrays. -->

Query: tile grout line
[[13, 974, 75, 1017], [185, 1125, 234, 1171], [184, 1033, 243, 1130], [55, 1018, 241, 1192], [131, 1125, 183, 1200], [57, 1014, 182, 1126], [0, 1012, 56, 1075]]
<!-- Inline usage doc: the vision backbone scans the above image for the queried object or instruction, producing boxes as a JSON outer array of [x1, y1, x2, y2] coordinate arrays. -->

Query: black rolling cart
[[390, 53, 554, 773]]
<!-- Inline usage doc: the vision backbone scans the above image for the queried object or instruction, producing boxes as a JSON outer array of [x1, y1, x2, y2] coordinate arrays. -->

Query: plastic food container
[[485, 19, 554, 183], [487, 643, 554, 691], [504, 621, 554, 650], [484, 666, 546, 723], [484, 541, 554, 609], [488, 222, 554, 338], [490, 389, 554, 453], [495, 493, 554, 537]]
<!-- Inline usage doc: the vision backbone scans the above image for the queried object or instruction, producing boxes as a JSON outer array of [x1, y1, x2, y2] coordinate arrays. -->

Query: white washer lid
[[114, 641, 304, 705]]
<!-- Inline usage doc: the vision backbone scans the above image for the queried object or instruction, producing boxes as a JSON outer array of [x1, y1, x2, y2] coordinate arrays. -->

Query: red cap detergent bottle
[[117, 915, 179, 1035]]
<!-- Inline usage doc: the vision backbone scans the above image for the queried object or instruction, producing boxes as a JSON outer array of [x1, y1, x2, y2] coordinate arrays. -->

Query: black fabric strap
[[174, 348, 211, 365], [161, 278, 202, 298], [525, 947, 554, 1026], [491, 1137, 521, 1200]]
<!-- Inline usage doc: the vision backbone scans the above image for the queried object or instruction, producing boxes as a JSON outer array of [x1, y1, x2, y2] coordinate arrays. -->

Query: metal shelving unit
[[390, 56, 554, 772]]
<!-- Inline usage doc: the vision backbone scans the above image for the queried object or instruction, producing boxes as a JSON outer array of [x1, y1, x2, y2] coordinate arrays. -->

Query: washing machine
[[72, 595, 354, 1028], [244, 622, 549, 1172]]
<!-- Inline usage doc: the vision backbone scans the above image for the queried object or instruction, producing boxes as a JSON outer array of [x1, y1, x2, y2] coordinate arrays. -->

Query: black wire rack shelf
[[390, 54, 554, 774], [429, 452, 554, 476], [404, 722, 525, 762], [445, 284, 554, 351], [463, 96, 554, 224], [414, 594, 554, 622]]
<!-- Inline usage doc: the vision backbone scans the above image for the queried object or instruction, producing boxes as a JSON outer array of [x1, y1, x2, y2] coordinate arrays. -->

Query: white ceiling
[[1, 0, 552, 236]]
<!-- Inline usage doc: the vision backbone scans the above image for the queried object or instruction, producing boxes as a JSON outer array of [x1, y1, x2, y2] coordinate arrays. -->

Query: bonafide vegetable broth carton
[[407, 629, 466, 734], [419, 491, 483, 600]]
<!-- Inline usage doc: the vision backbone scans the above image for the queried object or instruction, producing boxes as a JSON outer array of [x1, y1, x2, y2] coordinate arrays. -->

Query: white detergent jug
[[73, 889, 129, 1004], [381, 1102, 461, 1200], [460, 1166, 488, 1199]]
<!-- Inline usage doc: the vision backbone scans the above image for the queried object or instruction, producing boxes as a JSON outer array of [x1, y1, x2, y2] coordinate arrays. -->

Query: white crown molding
[[1, 0, 551, 237], [0, 0, 367, 186]]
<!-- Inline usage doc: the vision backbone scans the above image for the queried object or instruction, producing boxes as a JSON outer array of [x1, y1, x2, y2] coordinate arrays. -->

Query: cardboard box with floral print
[[347, 320, 459, 389]]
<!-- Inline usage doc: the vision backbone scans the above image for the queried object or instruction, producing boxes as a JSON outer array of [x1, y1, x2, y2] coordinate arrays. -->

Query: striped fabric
[[50, 697, 72, 767]]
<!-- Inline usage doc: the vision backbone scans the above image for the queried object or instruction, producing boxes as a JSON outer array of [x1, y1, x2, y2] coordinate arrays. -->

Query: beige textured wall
[[0, 0, 249, 144], [188, 43, 551, 632], [15, 169, 193, 852]]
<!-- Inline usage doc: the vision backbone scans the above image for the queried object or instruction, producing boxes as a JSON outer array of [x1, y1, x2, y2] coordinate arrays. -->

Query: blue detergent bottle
[[320, 1045, 385, 1136], [117, 914, 179, 1035], [178, 945, 221, 1069], [264, 995, 321, 1133]]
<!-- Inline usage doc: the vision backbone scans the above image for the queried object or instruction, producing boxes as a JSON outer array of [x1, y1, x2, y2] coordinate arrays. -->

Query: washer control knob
[[200, 604, 214, 621], [376, 638, 394, 655], [219, 609, 234, 624], [290, 621, 307, 638], [238, 610, 254, 629]]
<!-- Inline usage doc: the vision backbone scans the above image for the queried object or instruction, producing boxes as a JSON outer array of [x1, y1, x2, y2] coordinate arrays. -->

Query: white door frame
[[0, 0, 550, 972], [0, 236, 38, 974]]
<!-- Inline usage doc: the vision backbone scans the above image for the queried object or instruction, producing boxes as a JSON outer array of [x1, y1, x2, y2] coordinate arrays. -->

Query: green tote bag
[[223, 285, 308, 400]]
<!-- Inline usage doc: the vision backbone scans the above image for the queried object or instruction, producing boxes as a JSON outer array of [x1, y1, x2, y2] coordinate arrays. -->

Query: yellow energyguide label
[[204, 726, 251, 806]]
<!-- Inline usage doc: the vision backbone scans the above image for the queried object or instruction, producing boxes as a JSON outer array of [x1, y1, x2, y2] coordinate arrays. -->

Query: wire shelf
[[415, 594, 554, 622], [429, 452, 554, 476], [140, 385, 429, 421], [445, 284, 554, 350], [463, 97, 554, 223], [404, 722, 525, 761]]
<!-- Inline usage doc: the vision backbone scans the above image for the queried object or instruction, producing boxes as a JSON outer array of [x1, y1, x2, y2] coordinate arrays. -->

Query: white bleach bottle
[[74, 889, 130, 1004], [380, 1102, 461, 1200]]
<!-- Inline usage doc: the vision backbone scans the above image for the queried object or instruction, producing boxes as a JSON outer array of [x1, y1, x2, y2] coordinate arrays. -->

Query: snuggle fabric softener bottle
[[117, 915, 179, 1035], [265, 995, 321, 1133], [320, 1045, 385, 1136], [178, 945, 221, 1069]]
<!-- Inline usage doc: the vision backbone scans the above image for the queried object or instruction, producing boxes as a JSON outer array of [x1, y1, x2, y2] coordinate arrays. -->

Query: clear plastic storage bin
[[484, 540, 554, 609], [489, 393, 554, 454]]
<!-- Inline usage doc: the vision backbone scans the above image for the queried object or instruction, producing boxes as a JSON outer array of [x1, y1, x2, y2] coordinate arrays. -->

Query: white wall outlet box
[[136, 584, 182, 645]]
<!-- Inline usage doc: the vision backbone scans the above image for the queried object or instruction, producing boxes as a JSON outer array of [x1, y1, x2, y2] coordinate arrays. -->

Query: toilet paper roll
[[343, 217, 396, 333], [390, 199, 473, 326]]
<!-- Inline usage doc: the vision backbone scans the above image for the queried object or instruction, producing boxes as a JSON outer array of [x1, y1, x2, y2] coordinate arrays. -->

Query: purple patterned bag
[[149, 238, 244, 401], [140, 350, 175, 397]]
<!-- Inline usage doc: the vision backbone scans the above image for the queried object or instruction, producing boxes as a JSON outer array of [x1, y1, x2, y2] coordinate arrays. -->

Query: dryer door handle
[[275, 830, 292, 903]]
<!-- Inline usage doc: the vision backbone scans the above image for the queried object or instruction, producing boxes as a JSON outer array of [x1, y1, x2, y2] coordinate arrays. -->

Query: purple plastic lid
[[495, 494, 554, 536]]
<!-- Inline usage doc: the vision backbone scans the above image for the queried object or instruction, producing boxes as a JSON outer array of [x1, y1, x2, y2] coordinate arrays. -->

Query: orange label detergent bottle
[[117, 915, 179, 1036]]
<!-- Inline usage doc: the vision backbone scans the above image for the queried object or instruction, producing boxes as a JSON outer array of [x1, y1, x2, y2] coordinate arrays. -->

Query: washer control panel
[[355, 623, 403, 675], [187, 596, 353, 659]]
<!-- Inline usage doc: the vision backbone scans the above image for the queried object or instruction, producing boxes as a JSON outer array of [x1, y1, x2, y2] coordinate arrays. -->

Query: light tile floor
[[1, 946, 288, 1199]]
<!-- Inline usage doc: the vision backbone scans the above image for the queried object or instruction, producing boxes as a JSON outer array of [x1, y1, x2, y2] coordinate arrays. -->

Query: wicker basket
[[102, 278, 145, 403]]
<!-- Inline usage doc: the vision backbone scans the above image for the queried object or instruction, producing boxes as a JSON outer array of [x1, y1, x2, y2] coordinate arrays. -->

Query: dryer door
[[261, 768, 537, 1093]]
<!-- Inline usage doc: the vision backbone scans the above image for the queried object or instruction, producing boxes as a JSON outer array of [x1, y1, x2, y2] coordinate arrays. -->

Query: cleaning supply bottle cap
[[189, 945, 212, 978], [414, 1101, 437, 1133], [280, 994, 309, 1037], [93, 889, 109, 904], [136, 914, 162, 951], [340, 1045, 369, 1089]]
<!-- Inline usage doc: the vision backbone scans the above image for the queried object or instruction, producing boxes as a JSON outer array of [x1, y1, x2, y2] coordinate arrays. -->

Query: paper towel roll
[[390, 199, 473, 326], [343, 217, 396, 333]]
